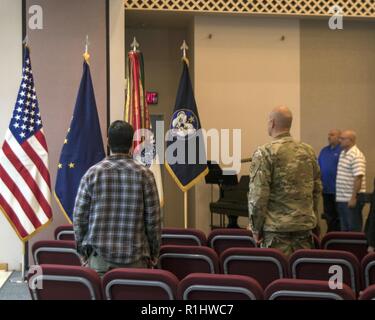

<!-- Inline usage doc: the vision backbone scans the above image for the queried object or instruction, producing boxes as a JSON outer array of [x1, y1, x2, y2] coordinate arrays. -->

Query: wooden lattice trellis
[[124, 0, 375, 18]]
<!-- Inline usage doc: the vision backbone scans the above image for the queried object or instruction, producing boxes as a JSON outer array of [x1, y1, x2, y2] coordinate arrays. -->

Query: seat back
[[161, 228, 207, 246], [220, 247, 289, 289], [32, 240, 81, 266], [359, 284, 375, 300], [159, 245, 219, 280], [178, 273, 264, 300], [265, 279, 355, 300], [27, 264, 102, 300], [289, 249, 361, 293], [312, 234, 321, 249], [322, 232, 368, 261], [54, 224, 75, 241], [208, 229, 256, 255], [361, 252, 375, 288], [102, 268, 179, 300]]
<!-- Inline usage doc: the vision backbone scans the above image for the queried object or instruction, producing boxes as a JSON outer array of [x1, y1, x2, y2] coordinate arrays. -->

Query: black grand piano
[[206, 160, 251, 229], [208, 161, 375, 232]]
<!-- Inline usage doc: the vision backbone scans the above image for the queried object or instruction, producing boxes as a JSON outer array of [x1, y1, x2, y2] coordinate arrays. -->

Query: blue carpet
[[0, 272, 32, 300]]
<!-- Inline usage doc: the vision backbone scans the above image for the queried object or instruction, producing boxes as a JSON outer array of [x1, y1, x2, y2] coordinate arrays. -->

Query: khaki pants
[[88, 252, 148, 277], [261, 230, 314, 257]]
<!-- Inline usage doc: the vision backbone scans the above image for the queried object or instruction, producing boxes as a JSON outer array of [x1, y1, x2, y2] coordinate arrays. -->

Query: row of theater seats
[[32, 239, 375, 293], [28, 264, 375, 300], [39, 225, 374, 299], [55, 225, 370, 261]]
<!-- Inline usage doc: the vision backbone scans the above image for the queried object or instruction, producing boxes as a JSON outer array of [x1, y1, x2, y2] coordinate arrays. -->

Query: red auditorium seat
[[32, 240, 81, 266], [178, 273, 264, 300], [289, 249, 361, 293], [321, 232, 368, 261], [161, 228, 207, 246], [220, 247, 289, 289], [265, 279, 356, 300], [359, 284, 375, 300], [54, 224, 75, 241], [102, 268, 179, 300], [27, 264, 102, 300], [207, 228, 256, 256], [159, 245, 219, 280], [361, 252, 375, 288]]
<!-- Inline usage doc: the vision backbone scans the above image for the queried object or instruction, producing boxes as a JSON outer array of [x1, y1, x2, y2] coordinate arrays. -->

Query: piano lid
[[205, 160, 238, 185], [209, 175, 250, 217]]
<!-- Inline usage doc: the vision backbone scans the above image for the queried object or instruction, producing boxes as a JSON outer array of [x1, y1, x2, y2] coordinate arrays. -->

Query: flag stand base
[[10, 269, 26, 284], [10, 246, 27, 284], [10, 278, 27, 284]]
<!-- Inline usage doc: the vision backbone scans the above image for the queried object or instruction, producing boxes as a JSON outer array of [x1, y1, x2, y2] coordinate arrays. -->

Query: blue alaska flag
[[55, 60, 105, 222], [165, 60, 208, 192]]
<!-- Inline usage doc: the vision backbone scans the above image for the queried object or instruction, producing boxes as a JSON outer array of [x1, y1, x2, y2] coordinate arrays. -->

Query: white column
[[109, 0, 125, 123], [0, 0, 23, 271]]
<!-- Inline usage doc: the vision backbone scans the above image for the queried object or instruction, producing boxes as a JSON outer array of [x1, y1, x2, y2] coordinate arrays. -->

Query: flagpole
[[181, 40, 190, 230], [23, 35, 29, 47], [131, 37, 139, 52], [21, 241, 26, 281], [10, 241, 26, 284], [23, 36, 29, 283], [180, 40, 189, 66], [84, 35, 90, 63], [10, 38, 29, 284], [184, 191, 188, 229]]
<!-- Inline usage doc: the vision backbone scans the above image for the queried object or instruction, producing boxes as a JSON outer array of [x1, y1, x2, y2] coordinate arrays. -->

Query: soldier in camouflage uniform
[[248, 106, 322, 257]]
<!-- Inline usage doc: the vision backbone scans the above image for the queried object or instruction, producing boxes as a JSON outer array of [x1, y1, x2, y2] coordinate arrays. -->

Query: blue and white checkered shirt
[[73, 154, 161, 265]]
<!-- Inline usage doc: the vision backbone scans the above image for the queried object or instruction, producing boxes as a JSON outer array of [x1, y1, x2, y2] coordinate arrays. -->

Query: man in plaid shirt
[[73, 121, 161, 275]]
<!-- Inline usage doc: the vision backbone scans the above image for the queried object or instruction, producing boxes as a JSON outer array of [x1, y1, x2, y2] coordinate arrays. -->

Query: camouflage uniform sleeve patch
[[248, 147, 271, 233], [312, 150, 322, 220]]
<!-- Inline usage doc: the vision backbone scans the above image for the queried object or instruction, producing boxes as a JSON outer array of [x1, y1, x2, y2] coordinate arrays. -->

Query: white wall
[[193, 16, 301, 233], [0, 0, 126, 270], [0, 0, 23, 271], [110, 0, 125, 123], [301, 20, 375, 193]]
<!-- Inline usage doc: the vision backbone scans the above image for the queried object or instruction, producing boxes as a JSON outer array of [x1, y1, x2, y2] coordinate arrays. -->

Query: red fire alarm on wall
[[146, 92, 158, 105]]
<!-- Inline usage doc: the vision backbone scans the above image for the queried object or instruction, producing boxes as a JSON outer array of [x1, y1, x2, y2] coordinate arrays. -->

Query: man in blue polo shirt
[[318, 129, 342, 232]]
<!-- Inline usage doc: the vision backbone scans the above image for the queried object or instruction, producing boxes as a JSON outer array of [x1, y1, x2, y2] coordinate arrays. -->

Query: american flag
[[0, 46, 52, 241]]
